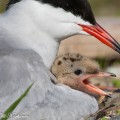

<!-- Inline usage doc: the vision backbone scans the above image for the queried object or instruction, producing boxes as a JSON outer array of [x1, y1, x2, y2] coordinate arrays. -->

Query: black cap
[[39, 0, 96, 25]]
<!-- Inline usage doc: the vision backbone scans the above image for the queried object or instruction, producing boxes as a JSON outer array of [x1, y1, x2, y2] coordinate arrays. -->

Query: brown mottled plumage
[[51, 53, 100, 79], [51, 53, 115, 96]]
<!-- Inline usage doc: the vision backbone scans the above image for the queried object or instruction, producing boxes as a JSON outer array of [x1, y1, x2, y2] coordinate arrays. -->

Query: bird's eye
[[74, 69, 82, 75]]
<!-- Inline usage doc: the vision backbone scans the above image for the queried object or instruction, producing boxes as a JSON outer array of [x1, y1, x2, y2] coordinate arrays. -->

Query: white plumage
[[0, 0, 90, 68]]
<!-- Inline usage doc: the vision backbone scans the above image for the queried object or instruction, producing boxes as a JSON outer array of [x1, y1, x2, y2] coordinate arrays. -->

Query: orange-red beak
[[78, 23, 120, 53], [78, 72, 116, 96]]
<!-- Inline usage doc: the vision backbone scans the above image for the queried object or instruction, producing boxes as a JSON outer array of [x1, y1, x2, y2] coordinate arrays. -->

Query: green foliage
[[101, 117, 108, 120], [0, 83, 34, 120], [95, 58, 108, 69], [0, 0, 8, 13], [112, 79, 120, 88], [116, 109, 120, 115]]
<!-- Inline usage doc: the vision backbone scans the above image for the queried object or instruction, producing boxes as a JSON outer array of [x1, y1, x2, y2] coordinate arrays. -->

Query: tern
[[0, 0, 120, 120]]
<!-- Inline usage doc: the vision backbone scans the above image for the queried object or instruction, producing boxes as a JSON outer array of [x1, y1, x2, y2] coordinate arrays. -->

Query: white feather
[[0, 0, 91, 68]]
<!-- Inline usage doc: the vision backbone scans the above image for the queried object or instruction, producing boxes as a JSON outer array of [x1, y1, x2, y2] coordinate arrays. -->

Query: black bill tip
[[109, 73, 116, 77]]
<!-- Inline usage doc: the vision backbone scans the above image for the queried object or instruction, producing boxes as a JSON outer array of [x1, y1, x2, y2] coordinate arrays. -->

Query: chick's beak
[[78, 72, 116, 96], [78, 23, 120, 53]]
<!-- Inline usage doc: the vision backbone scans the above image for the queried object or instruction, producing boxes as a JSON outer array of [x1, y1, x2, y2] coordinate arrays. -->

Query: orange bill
[[78, 23, 120, 53], [78, 72, 116, 96]]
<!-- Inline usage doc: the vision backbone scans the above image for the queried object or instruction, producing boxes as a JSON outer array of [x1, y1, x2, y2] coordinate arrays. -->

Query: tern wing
[[0, 50, 98, 120], [0, 50, 51, 111]]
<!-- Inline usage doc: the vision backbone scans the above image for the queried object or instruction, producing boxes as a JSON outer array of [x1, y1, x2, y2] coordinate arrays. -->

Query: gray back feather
[[0, 50, 98, 120]]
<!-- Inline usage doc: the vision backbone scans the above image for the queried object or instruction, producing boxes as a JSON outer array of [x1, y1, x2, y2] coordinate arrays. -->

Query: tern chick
[[51, 53, 116, 97]]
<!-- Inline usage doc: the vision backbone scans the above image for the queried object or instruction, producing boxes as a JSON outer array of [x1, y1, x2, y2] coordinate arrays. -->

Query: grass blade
[[0, 83, 34, 120]]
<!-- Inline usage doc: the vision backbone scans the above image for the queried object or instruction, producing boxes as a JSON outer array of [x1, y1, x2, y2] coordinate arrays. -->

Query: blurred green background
[[0, 0, 120, 15], [0, 0, 8, 12], [89, 0, 120, 16]]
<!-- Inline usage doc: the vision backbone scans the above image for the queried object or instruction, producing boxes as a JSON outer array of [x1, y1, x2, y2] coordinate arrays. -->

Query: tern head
[[51, 53, 116, 96], [7, 0, 120, 53]]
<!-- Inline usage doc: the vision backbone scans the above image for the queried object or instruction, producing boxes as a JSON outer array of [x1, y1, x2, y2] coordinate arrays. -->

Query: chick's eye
[[74, 69, 82, 75]]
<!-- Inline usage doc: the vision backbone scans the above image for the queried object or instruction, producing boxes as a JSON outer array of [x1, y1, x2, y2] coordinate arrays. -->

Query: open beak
[[78, 23, 120, 53], [78, 72, 116, 96]]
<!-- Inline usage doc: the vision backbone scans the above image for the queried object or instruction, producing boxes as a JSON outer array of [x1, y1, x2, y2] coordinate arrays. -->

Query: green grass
[[0, 83, 34, 120], [112, 79, 120, 88]]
